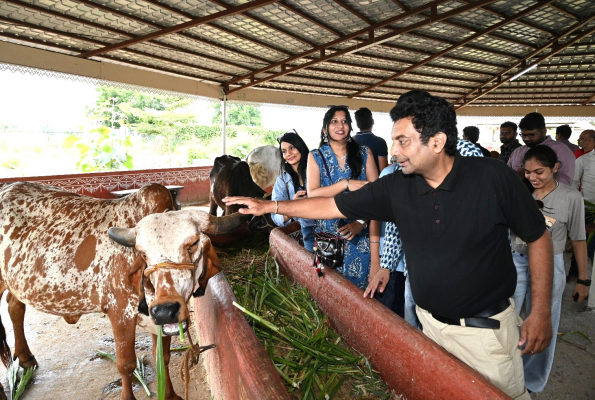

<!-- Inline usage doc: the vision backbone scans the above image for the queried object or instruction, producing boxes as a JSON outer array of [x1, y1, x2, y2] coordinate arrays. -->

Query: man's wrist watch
[[577, 278, 591, 286], [356, 219, 368, 229]]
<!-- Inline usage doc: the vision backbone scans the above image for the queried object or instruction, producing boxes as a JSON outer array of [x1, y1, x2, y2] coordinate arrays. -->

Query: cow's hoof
[[19, 355, 38, 369]]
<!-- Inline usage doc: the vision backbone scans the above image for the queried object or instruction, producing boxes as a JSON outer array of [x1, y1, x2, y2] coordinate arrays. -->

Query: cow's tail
[[0, 314, 12, 369]]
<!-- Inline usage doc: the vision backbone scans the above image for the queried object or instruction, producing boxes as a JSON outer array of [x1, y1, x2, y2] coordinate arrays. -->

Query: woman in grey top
[[511, 145, 590, 393]]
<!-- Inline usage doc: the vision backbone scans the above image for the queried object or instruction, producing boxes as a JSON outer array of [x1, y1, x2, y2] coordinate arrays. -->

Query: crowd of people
[[224, 90, 592, 399]]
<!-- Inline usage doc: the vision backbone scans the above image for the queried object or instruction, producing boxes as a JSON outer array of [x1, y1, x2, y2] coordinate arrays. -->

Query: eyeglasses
[[520, 129, 542, 138], [277, 129, 299, 144]]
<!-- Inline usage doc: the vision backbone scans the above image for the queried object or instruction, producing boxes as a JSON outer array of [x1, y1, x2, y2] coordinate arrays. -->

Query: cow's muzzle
[[162, 319, 189, 336], [151, 302, 181, 325]]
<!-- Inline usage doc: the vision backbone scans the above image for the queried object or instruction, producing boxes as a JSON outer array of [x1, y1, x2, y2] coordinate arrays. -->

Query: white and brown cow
[[0, 182, 246, 400]]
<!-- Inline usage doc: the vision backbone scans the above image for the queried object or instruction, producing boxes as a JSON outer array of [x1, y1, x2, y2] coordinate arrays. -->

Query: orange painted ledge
[[269, 225, 512, 400], [193, 273, 291, 400]]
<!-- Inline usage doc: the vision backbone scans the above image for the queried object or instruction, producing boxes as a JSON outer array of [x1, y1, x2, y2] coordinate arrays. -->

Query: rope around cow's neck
[[143, 261, 195, 277]]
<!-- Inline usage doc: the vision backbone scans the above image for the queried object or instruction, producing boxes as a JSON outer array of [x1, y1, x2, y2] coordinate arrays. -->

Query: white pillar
[[222, 94, 227, 154]]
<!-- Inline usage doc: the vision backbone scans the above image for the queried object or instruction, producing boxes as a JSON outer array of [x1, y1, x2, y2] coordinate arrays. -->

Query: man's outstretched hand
[[223, 196, 272, 216]]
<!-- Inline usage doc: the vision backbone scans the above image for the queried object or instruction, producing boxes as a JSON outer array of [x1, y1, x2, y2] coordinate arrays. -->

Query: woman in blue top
[[307, 106, 378, 288], [271, 131, 316, 252]]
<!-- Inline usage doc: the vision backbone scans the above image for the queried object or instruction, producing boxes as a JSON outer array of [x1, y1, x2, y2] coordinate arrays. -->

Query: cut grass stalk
[[156, 326, 166, 400]]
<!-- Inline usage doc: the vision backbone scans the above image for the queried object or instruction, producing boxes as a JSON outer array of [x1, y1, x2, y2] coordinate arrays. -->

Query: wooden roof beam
[[141, 0, 291, 56], [77, 0, 282, 59], [549, 4, 581, 20], [3, 0, 262, 73], [226, 0, 498, 93], [66, 0, 264, 70], [456, 0, 555, 36], [206, 0, 315, 47], [0, 17, 235, 78], [350, 0, 554, 98], [582, 93, 595, 105], [454, 15, 595, 109]]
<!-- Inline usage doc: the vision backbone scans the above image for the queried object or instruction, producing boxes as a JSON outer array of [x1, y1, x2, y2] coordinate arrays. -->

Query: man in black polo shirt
[[224, 91, 553, 399]]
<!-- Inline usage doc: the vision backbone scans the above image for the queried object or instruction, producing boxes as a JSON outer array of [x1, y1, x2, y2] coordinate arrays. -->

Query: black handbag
[[313, 231, 345, 277]]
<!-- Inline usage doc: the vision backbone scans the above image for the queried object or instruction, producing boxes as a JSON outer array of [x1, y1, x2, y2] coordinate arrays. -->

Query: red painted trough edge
[[193, 272, 291, 400], [270, 225, 512, 400]]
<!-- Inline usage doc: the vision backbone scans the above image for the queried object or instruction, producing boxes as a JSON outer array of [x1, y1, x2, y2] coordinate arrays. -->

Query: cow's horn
[[200, 212, 250, 236], [108, 227, 137, 247]]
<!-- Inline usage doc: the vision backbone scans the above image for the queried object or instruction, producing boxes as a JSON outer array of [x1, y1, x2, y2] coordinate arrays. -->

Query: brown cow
[[0, 182, 246, 400]]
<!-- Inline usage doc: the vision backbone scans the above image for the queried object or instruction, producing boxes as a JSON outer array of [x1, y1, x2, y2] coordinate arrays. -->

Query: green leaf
[[62, 135, 80, 149], [102, 145, 112, 153], [157, 326, 166, 400], [75, 143, 90, 156]]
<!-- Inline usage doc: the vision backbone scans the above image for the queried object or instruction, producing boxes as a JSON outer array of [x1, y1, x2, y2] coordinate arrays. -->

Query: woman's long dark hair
[[278, 131, 310, 192], [319, 106, 363, 179]]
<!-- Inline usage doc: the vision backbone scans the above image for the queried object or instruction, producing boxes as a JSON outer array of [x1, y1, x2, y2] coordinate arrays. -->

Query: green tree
[[119, 99, 197, 166], [211, 102, 262, 126], [87, 87, 186, 129], [63, 126, 133, 172]]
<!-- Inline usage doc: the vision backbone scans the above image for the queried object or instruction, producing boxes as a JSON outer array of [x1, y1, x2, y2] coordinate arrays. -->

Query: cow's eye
[[188, 239, 200, 255]]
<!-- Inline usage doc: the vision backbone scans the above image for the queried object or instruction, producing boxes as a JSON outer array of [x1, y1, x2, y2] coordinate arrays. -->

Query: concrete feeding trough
[[193, 224, 512, 399]]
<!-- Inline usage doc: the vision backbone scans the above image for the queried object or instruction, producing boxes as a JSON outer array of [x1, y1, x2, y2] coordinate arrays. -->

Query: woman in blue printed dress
[[306, 106, 378, 288]]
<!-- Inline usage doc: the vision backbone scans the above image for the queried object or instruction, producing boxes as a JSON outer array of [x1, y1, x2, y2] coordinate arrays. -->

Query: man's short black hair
[[354, 107, 374, 131], [556, 124, 572, 140], [389, 90, 457, 156], [462, 126, 480, 143], [519, 112, 546, 131], [500, 121, 517, 132]]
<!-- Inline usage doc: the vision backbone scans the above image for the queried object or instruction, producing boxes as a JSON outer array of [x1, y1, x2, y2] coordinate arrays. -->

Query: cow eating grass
[[0, 182, 248, 400]]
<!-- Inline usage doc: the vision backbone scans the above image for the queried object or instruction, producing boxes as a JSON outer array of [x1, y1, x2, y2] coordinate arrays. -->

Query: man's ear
[[431, 132, 447, 153]]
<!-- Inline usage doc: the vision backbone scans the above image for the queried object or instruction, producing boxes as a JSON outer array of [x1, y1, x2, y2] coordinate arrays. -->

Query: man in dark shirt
[[498, 121, 522, 164], [462, 125, 491, 157], [224, 91, 553, 400], [353, 107, 388, 173]]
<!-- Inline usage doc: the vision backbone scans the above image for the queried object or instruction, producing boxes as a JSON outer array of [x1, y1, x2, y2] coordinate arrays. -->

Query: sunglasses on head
[[327, 105, 349, 109], [536, 199, 544, 209], [277, 129, 299, 144]]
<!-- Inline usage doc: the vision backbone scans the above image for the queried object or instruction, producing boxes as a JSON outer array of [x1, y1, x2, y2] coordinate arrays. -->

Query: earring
[[348, 136, 352, 143], [323, 134, 328, 143]]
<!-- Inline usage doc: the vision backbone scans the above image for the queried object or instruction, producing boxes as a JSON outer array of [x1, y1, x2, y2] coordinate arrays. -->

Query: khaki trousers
[[417, 302, 530, 400]]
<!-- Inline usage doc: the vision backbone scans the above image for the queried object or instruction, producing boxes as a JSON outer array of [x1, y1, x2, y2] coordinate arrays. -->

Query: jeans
[[376, 271, 405, 318], [512, 251, 565, 393], [404, 274, 421, 330], [302, 225, 315, 253]]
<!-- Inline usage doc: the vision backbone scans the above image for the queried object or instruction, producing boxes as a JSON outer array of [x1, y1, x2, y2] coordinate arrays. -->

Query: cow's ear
[[195, 238, 220, 296], [128, 255, 146, 295]]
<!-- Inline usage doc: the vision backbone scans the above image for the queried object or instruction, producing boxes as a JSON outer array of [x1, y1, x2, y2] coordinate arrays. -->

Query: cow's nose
[[150, 302, 181, 325]]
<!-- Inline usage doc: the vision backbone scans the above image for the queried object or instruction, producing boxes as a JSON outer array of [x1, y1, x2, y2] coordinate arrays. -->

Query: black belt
[[431, 299, 510, 330]]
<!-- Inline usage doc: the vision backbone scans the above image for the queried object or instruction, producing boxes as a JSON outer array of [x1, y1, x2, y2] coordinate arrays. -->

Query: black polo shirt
[[335, 153, 546, 318]]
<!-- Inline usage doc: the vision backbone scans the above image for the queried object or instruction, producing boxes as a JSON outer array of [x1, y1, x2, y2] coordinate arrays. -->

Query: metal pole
[[222, 93, 227, 154]]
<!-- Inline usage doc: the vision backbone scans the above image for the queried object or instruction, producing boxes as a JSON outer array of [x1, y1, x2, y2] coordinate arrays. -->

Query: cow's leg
[[152, 334, 182, 400], [6, 293, 36, 368], [107, 312, 138, 400]]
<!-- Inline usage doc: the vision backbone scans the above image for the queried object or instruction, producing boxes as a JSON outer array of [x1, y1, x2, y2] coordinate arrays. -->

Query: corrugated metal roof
[[0, 0, 593, 108]]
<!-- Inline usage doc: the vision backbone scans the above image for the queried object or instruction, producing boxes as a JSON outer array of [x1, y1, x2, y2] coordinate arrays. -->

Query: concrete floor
[[531, 252, 595, 400]]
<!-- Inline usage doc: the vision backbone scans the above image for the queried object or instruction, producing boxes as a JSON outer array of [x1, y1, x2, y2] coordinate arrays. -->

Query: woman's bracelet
[[275, 200, 279, 214], [345, 179, 350, 191], [370, 241, 380, 244]]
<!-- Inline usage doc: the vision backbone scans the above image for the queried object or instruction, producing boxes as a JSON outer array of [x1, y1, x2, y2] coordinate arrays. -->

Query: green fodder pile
[[219, 233, 398, 400]]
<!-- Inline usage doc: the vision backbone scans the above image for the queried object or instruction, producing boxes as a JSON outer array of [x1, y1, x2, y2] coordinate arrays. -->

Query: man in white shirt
[[572, 131, 595, 202]]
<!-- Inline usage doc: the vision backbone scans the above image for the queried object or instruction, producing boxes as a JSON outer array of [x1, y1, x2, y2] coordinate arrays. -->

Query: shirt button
[[434, 205, 439, 209], [436, 220, 440, 224], [432, 192, 437, 197]]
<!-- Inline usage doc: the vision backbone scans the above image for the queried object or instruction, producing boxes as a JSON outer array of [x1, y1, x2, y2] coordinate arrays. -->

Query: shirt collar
[[415, 153, 460, 195], [357, 131, 373, 135]]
